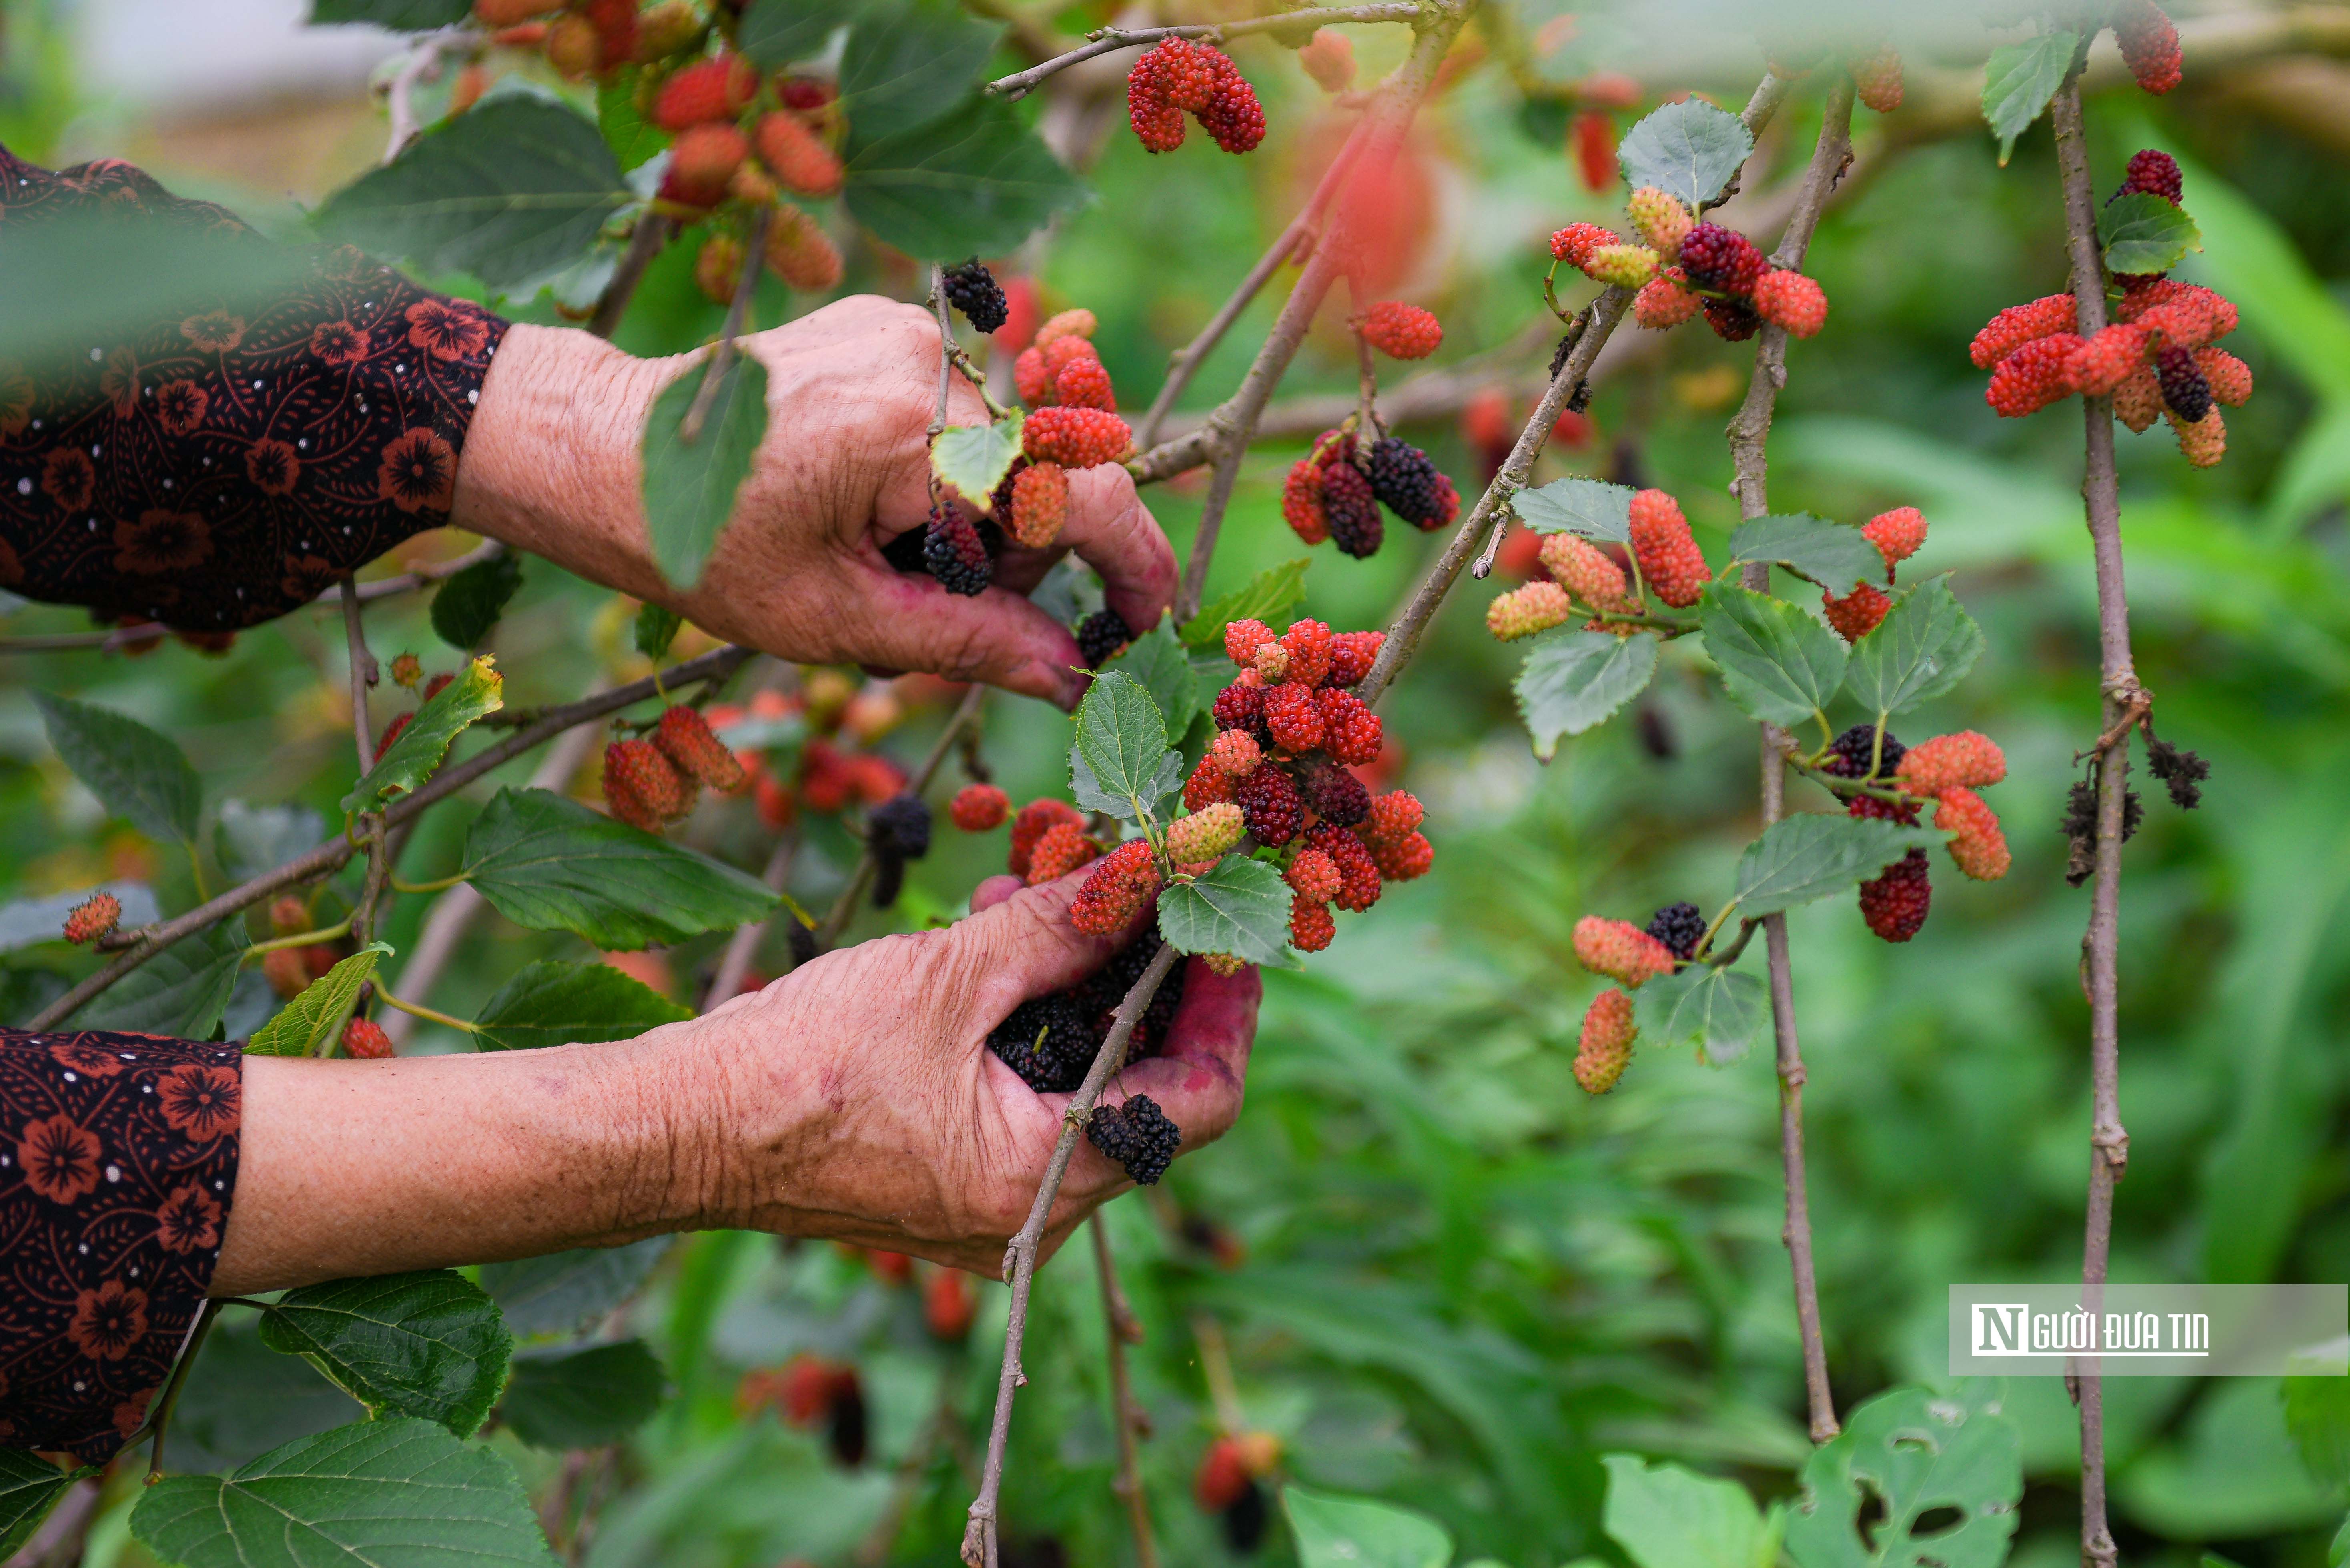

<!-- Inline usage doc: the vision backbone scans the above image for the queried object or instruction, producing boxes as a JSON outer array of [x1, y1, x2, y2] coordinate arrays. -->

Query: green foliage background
[[3, 2, 2349, 1563]]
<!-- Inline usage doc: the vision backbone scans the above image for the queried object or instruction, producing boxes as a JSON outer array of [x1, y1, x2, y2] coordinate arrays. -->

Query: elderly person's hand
[[209, 877, 1258, 1294], [451, 298, 1174, 710]]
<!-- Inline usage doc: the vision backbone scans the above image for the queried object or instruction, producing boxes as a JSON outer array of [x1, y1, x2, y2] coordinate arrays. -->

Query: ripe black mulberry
[[1087, 1093, 1181, 1184]]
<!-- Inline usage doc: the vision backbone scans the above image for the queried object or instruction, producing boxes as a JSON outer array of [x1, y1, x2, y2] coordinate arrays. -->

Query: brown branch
[[1151, 8, 1472, 624], [706, 834, 798, 1007], [930, 264, 957, 440], [816, 683, 989, 947], [2051, 66, 2133, 1568], [26, 644, 757, 1031], [1091, 1214, 1159, 1568], [1131, 118, 1373, 451], [588, 214, 674, 341], [1720, 74, 1855, 1449], [985, 6, 1425, 102], [963, 941, 1180, 1568], [679, 206, 771, 445], [382, 27, 475, 161]]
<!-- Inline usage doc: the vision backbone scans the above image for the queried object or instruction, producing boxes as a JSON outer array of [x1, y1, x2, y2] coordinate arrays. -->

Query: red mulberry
[[1487, 582, 1574, 641], [2116, 0, 2182, 94], [1361, 791, 1423, 844], [1281, 619, 1335, 688], [1224, 619, 1275, 666], [1702, 297, 1762, 342], [950, 783, 1010, 831], [1316, 689, 1383, 766], [1300, 759, 1369, 827], [1628, 489, 1709, 607], [1167, 803, 1243, 863], [1305, 824, 1382, 911], [1052, 355, 1117, 412], [1127, 50, 1186, 152], [1572, 915, 1676, 988], [1328, 630, 1383, 687], [1009, 462, 1069, 549], [63, 892, 120, 945], [1022, 406, 1131, 468], [1574, 988, 1636, 1094], [1549, 223, 1620, 268], [1970, 294, 2078, 369], [1027, 820, 1101, 885], [1263, 682, 1325, 754], [1200, 55, 1266, 153], [1853, 40, 1904, 112], [2115, 364, 2164, 432], [2196, 347, 2252, 407], [1281, 461, 1329, 545], [2118, 148, 2183, 204], [2068, 324, 2152, 396], [1935, 787, 2011, 881], [1538, 533, 1630, 610], [1208, 728, 1262, 778], [1211, 678, 1267, 737], [1895, 731, 2006, 794], [1289, 896, 1335, 952], [2169, 406, 2226, 467], [1677, 222, 1766, 294], [342, 1017, 395, 1059], [1634, 270, 1702, 329], [1183, 753, 1235, 811], [1367, 830, 1432, 882], [1822, 581, 1891, 641], [1986, 333, 2083, 417], [655, 704, 748, 792], [1009, 797, 1086, 878], [1626, 186, 1692, 261], [1861, 506, 1926, 573], [1360, 302, 1442, 360], [1752, 270, 1828, 337], [1287, 848, 1341, 901], [1071, 840, 1162, 934]]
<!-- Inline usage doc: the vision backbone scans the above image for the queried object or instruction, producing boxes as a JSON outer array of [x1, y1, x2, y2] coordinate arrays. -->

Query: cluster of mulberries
[[986, 928, 1191, 1093], [1818, 723, 2011, 943], [1127, 38, 1265, 155], [737, 1354, 868, 1466], [940, 258, 1008, 335], [1818, 504, 1929, 642], [1974, 152, 2247, 465], [1484, 487, 1712, 642], [1557, 196, 1828, 342], [1283, 428, 1460, 558], [475, 0, 688, 83], [1186, 618, 1428, 953], [602, 703, 752, 834], [1566, 904, 1706, 1095]]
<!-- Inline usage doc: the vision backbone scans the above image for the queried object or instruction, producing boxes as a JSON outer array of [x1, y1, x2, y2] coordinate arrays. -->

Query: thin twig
[[930, 265, 957, 440], [679, 206, 772, 445], [985, 5, 1425, 101], [341, 578, 393, 947], [816, 684, 989, 947], [26, 645, 756, 1031], [382, 27, 473, 161], [143, 1300, 224, 1482], [1131, 119, 1374, 451], [1092, 1215, 1159, 1568], [1157, 8, 1471, 625], [1721, 75, 1854, 1449], [963, 941, 1181, 1568], [588, 215, 674, 340], [2051, 67, 2133, 1568], [706, 835, 798, 1007], [1355, 69, 1790, 708]]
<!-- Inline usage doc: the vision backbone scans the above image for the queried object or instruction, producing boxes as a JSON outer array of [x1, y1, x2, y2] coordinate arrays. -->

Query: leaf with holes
[[642, 350, 770, 592], [1602, 1454, 1783, 1568], [838, 0, 1004, 152], [1616, 98, 1755, 209], [430, 552, 524, 651], [931, 416, 1023, 509], [1158, 857, 1290, 965], [473, 960, 691, 1053], [1725, 514, 1885, 595], [1515, 630, 1657, 761], [1181, 559, 1311, 649], [316, 90, 629, 289], [1511, 476, 1635, 543], [131, 1418, 555, 1568], [1630, 965, 1767, 1067], [458, 787, 779, 949], [498, 1340, 667, 1449], [245, 943, 392, 1059], [844, 95, 1086, 260], [1785, 1385, 2022, 1568], [1981, 31, 2079, 166], [1699, 584, 1848, 729], [74, 924, 242, 1039], [35, 692, 200, 845], [1283, 1486, 1452, 1568], [345, 655, 503, 813], [2099, 191, 2203, 276], [1732, 815, 1944, 921], [259, 1271, 512, 1437], [1840, 577, 1984, 719], [0, 1450, 94, 1558]]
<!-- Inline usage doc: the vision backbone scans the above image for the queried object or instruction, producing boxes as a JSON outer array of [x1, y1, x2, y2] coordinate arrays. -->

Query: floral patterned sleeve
[[0, 143, 508, 633], [0, 1030, 240, 1463]]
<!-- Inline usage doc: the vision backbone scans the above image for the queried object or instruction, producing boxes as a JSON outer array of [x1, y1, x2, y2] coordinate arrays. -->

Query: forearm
[[210, 1026, 714, 1295]]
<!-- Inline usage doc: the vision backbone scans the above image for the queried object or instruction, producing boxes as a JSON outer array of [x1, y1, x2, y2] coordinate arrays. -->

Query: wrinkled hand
[[692, 870, 1259, 1274], [455, 300, 1175, 709]]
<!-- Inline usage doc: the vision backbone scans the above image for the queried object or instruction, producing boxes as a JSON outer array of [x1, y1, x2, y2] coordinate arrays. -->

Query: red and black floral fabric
[[0, 143, 507, 631], [0, 1030, 240, 1463]]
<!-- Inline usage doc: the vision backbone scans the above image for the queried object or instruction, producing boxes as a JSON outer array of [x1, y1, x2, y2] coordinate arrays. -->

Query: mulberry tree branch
[[2050, 66, 2133, 1568], [964, 940, 1181, 1568], [1721, 77, 1855, 1447], [984, 6, 1426, 102], [1092, 1214, 1160, 1568], [26, 645, 756, 1031]]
